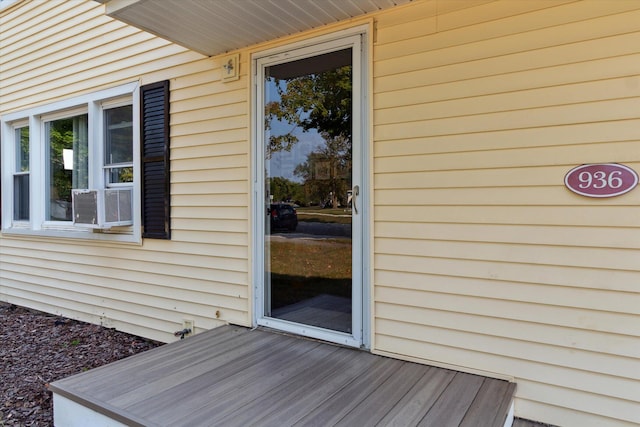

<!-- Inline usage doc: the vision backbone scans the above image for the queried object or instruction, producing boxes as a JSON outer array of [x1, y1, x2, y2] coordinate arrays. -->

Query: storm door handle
[[352, 185, 360, 215]]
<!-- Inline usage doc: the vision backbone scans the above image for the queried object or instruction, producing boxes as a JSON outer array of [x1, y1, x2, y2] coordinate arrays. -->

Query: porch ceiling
[[94, 0, 413, 57]]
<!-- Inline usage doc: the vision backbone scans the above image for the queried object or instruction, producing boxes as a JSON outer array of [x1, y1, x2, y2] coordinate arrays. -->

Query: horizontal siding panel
[[172, 88, 247, 111], [172, 141, 247, 160], [375, 320, 640, 404], [374, 254, 639, 294], [172, 102, 246, 125], [375, 237, 640, 272], [2, 19, 129, 79], [374, 205, 640, 227], [376, 1, 582, 46], [172, 218, 248, 234], [434, 0, 582, 33], [171, 154, 247, 171], [514, 386, 640, 427], [171, 78, 247, 103], [172, 181, 247, 195], [1, 281, 244, 342], [2, 50, 204, 113], [374, 120, 640, 157], [374, 222, 640, 250], [0, 258, 247, 301], [0, 0, 55, 35], [0, 249, 245, 276], [375, 99, 640, 141], [3, 239, 247, 287], [374, 269, 640, 315], [139, 240, 247, 260], [375, 334, 640, 426], [375, 286, 640, 338], [2, 247, 247, 278], [375, 23, 640, 79], [375, 77, 640, 126], [171, 206, 248, 220], [376, 3, 640, 64], [172, 193, 248, 207], [170, 68, 223, 91], [2, 25, 150, 86], [172, 168, 248, 184], [375, 52, 640, 107], [375, 302, 640, 362], [171, 129, 248, 149], [375, 187, 639, 207], [374, 15, 436, 45], [374, 0, 498, 36], [374, 141, 640, 172], [0, 0, 96, 60], [4, 35, 175, 98], [171, 115, 247, 136], [0, 286, 183, 342], [170, 230, 248, 246], [1, 269, 247, 315], [374, 167, 566, 189], [515, 380, 640, 426]]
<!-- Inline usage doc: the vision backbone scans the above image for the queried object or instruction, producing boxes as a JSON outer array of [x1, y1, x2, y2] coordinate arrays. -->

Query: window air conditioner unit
[[72, 188, 133, 228]]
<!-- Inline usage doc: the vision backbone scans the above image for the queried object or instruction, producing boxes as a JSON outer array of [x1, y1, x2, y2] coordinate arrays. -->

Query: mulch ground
[[0, 302, 162, 426]]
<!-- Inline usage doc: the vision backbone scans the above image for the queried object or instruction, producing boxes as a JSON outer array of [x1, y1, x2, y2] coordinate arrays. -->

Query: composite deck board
[[375, 367, 457, 425], [51, 325, 516, 427], [418, 373, 486, 426], [116, 332, 297, 412], [334, 362, 434, 425], [463, 381, 518, 427]]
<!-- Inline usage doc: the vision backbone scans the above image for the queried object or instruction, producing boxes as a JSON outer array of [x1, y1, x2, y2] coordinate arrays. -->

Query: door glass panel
[[264, 48, 353, 333]]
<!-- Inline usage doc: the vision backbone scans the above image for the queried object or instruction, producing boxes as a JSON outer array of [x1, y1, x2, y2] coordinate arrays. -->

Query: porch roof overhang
[[94, 0, 412, 57]]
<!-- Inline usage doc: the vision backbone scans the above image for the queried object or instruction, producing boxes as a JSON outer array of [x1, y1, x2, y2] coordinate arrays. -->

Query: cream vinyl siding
[[0, 0, 249, 341], [372, 1, 640, 426]]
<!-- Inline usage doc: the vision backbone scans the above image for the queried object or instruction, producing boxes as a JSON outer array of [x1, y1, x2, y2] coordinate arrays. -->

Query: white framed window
[[1, 82, 141, 242], [12, 122, 30, 222], [103, 103, 134, 187], [44, 108, 89, 222]]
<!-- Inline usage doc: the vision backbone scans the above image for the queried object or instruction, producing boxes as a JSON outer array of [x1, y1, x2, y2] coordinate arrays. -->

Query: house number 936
[[565, 163, 638, 198], [577, 170, 623, 189]]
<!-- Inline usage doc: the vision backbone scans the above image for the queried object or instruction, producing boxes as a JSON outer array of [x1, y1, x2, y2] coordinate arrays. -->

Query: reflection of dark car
[[269, 203, 298, 231]]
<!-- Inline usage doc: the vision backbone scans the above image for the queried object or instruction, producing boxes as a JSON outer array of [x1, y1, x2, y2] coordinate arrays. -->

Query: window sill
[[1, 226, 141, 244]]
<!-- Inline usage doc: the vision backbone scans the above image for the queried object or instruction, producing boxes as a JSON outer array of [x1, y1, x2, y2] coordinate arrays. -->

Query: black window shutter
[[140, 80, 170, 239]]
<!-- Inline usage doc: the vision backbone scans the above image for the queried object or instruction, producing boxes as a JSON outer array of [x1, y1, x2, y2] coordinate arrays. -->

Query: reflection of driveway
[[271, 221, 351, 239], [297, 221, 351, 237]]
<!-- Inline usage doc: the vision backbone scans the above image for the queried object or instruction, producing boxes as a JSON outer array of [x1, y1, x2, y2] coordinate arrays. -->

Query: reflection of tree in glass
[[48, 116, 88, 202], [295, 133, 351, 208], [270, 176, 305, 204], [105, 106, 133, 164], [266, 65, 352, 208], [265, 65, 352, 157], [18, 127, 29, 171], [49, 120, 74, 201]]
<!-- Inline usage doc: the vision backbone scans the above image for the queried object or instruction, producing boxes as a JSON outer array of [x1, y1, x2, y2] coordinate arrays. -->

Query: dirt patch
[[0, 302, 162, 426]]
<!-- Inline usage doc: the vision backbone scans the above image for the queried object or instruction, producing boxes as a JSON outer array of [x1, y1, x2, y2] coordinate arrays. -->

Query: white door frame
[[252, 27, 370, 348]]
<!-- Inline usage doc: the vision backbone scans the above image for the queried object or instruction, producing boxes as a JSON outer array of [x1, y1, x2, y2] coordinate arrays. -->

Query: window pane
[[106, 166, 133, 183], [14, 126, 30, 221], [105, 105, 133, 165], [13, 174, 29, 221], [15, 126, 29, 171], [46, 114, 88, 221]]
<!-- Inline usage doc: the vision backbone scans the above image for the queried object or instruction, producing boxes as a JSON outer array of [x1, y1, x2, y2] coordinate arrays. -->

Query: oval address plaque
[[565, 163, 638, 198]]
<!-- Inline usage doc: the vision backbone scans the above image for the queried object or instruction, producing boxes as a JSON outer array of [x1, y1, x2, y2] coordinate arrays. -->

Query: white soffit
[[95, 0, 412, 56]]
